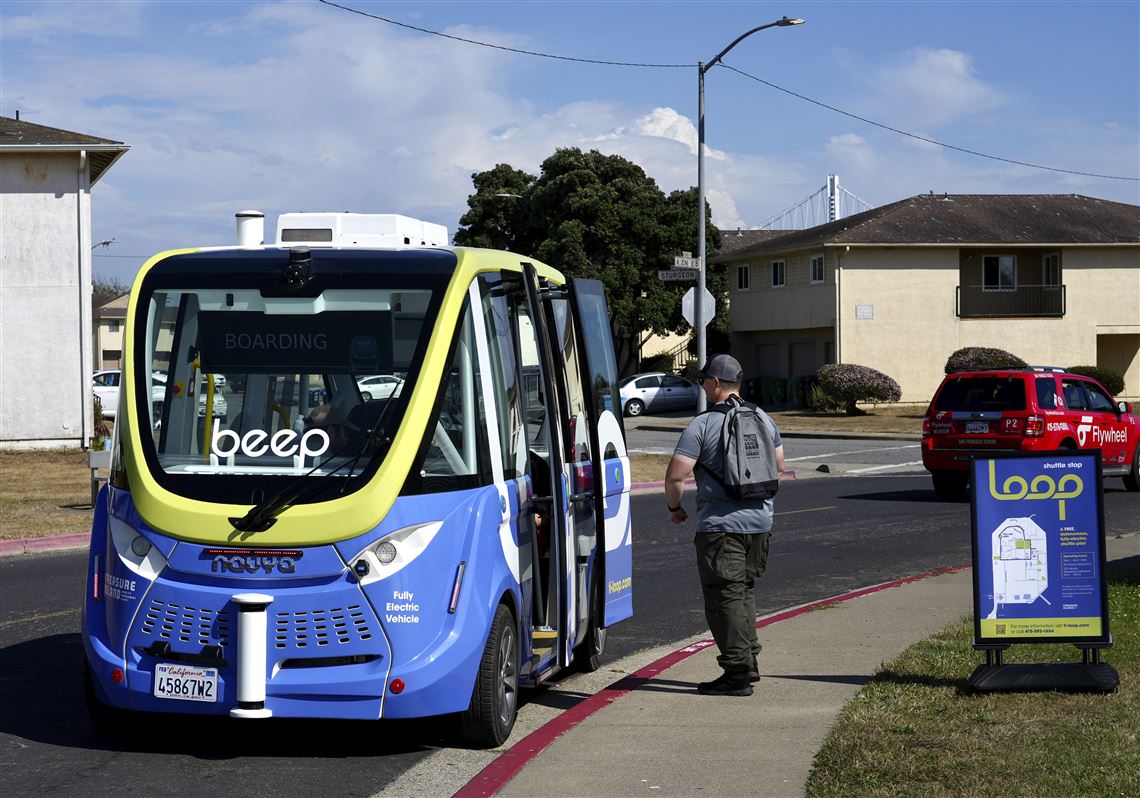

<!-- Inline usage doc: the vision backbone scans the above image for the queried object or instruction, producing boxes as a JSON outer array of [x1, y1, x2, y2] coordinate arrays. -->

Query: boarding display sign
[[971, 451, 1110, 646]]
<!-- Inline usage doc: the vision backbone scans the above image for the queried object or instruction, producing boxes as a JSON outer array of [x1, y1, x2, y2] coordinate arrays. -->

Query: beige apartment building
[[715, 194, 1140, 402]]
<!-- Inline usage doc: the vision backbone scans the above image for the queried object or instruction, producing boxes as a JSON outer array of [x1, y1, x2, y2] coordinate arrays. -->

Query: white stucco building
[[0, 116, 129, 449]]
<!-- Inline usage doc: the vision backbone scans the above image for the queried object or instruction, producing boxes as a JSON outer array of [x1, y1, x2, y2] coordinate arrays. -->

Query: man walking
[[665, 354, 784, 696]]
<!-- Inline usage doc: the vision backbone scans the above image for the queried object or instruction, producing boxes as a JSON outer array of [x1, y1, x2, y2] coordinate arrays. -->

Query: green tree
[[93, 276, 130, 310], [454, 163, 535, 251], [456, 149, 723, 375]]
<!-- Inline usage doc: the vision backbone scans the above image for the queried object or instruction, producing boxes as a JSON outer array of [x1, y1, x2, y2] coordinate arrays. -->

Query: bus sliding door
[[568, 278, 632, 626]]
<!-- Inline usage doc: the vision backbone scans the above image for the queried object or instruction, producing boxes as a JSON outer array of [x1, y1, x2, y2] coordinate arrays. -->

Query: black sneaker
[[697, 671, 753, 696], [748, 668, 760, 683]]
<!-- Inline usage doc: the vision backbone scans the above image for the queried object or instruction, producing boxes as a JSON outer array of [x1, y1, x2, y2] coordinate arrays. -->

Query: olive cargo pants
[[694, 531, 771, 673]]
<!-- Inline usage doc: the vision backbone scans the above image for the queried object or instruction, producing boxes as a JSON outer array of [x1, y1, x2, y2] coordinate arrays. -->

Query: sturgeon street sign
[[658, 269, 699, 281]]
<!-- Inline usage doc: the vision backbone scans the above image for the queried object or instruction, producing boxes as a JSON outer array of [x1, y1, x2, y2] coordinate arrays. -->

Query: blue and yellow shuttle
[[82, 212, 633, 746]]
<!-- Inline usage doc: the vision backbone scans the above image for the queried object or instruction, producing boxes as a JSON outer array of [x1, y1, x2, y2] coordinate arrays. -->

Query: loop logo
[[211, 427, 330, 459]]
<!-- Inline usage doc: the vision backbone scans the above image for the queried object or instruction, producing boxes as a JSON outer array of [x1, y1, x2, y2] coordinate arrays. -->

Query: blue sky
[[3, 0, 1138, 283]]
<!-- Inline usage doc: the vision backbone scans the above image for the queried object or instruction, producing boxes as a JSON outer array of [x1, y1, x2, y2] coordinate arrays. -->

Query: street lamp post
[[696, 16, 803, 410]]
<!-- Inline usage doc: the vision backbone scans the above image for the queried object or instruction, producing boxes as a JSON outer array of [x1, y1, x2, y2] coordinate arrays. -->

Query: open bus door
[[568, 278, 633, 628]]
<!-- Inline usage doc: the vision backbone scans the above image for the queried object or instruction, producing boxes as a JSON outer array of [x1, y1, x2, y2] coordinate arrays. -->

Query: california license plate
[[965, 421, 989, 434], [154, 663, 218, 702]]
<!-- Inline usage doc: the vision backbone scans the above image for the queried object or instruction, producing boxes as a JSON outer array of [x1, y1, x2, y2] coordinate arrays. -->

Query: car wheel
[[625, 399, 644, 417], [931, 471, 968, 500], [1124, 445, 1140, 492], [573, 570, 606, 673], [361, 392, 372, 402], [460, 603, 518, 747]]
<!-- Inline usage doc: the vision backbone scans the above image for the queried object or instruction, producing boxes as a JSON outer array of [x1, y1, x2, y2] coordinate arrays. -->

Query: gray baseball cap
[[698, 353, 743, 383]]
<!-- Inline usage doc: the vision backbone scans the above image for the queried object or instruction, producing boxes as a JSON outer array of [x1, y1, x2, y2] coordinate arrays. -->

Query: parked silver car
[[619, 372, 700, 417]]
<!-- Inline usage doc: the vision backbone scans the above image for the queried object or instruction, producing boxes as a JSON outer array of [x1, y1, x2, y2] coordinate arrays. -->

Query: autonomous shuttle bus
[[82, 212, 633, 745]]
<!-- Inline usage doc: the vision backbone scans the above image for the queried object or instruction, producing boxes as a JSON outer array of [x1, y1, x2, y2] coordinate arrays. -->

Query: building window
[[771, 260, 786, 288], [983, 255, 1016, 291], [1042, 253, 1060, 289], [736, 265, 750, 291], [108, 320, 120, 332], [810, 255, 824, 284]]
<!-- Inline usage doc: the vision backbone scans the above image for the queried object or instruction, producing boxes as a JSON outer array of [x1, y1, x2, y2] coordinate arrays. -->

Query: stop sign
[[682, 287, 716, 328]]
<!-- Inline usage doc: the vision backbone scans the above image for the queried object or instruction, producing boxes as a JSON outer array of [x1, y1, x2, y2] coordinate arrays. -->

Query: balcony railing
[[957, 284, 1066, 318]]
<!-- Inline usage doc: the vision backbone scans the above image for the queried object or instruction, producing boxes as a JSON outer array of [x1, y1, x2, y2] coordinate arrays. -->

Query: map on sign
[[985, 516, 1049, 619]]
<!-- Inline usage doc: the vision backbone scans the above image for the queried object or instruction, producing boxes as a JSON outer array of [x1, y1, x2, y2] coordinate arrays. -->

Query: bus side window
[[406, 301, 493, 493], [479, 275, 525, 479]]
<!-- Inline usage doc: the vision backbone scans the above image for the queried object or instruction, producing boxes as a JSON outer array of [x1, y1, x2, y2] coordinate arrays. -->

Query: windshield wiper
[[229, 400, 398, 534]]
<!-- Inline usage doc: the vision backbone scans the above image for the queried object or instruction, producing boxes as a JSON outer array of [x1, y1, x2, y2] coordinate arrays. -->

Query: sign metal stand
[[968, 451, 1119, 693]]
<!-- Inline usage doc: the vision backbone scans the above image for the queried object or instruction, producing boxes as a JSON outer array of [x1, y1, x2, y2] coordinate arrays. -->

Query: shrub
[[944, 347, 1026, 374], [817, 363, 902, 416], [808, 384, 843, 413], [1067, 365, 1125, 396], [639, 353, 676, 374]]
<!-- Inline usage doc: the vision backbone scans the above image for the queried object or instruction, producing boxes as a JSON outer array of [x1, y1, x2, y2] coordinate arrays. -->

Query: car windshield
[[935, 376, 1027, 411], [131, 251, 449, 504]]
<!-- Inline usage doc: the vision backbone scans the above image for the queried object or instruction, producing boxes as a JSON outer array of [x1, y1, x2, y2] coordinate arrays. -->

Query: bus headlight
[[349, 521, 442, 586], [376, 541, 397, 565]]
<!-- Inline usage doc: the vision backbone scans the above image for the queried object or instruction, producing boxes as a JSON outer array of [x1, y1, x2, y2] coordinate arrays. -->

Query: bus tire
[[573, 570, 606, 673], [460, 603, 518, 747]]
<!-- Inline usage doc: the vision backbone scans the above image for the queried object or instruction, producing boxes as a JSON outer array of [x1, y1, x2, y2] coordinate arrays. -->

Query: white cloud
[[5, 3, 1134, 283], [870, 47, 1005, 129]]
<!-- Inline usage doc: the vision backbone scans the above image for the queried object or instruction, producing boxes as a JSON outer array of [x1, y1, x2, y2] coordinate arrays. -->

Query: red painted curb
[[0, 532, 89, 557], [452, 561, 972, 798]]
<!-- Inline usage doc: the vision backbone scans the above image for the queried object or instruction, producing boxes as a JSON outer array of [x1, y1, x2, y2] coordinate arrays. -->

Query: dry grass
[[0, 449, 94, 540]]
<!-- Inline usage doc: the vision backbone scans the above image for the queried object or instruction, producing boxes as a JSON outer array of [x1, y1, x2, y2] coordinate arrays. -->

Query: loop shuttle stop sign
[[968, 450, 1118, 693]]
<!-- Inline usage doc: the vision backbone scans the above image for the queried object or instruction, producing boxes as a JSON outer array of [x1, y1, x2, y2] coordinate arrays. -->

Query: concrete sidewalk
[[487, 533, 1137, 798]]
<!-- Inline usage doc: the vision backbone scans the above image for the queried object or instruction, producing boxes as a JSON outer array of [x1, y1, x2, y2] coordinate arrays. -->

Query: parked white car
[[356, 374, 404, 401], [95, 369, 221, 420]]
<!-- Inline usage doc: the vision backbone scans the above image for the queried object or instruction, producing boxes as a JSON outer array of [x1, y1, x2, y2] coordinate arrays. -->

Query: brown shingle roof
[[717, 229, 794, 255], [713, 194, 1140, 261], [0, 115, 128, 185]]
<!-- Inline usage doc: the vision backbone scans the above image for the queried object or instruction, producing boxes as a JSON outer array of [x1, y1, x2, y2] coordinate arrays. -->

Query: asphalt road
[[2, 476, 1137, 797], [626, 426, 927, 476]]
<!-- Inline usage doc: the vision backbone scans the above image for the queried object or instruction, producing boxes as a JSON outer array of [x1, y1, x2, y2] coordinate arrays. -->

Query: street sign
[[681, 287, 715, 328], [658, 269, 699, 281], [674, 251, 701, 270]]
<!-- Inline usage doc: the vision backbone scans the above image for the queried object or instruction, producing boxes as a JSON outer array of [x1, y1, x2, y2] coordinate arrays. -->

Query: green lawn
[[806, 565, 1140, 798]]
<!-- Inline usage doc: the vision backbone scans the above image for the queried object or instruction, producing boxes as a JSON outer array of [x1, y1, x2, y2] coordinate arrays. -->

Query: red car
[[921, 367, 1139, 499]]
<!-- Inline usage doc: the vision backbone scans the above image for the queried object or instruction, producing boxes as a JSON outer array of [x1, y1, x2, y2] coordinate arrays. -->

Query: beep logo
[[988, 459, 1084, 520], [211, 427, 330, 459]]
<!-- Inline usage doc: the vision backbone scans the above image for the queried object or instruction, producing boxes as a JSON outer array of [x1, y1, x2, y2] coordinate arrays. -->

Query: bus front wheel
[[460, 603, 518, 747]]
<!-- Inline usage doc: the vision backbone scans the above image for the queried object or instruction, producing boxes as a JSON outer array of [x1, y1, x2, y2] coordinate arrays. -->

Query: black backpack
[[698, 396, 780, 501]]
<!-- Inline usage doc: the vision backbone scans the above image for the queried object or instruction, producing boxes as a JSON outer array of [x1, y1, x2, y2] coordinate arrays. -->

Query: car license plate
[[965, 421, 989, 434], [153, 663, 218, 702]]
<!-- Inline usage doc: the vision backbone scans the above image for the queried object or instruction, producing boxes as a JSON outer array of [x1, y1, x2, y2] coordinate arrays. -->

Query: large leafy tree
[[455, 148, 723, 375]]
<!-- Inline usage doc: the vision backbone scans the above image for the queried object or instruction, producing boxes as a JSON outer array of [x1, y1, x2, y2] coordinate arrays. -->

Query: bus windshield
[[134, 272, 444, 505]]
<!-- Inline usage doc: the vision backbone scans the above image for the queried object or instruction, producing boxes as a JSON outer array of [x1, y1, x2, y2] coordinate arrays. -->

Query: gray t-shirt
[[674, 404, 782, 533]]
